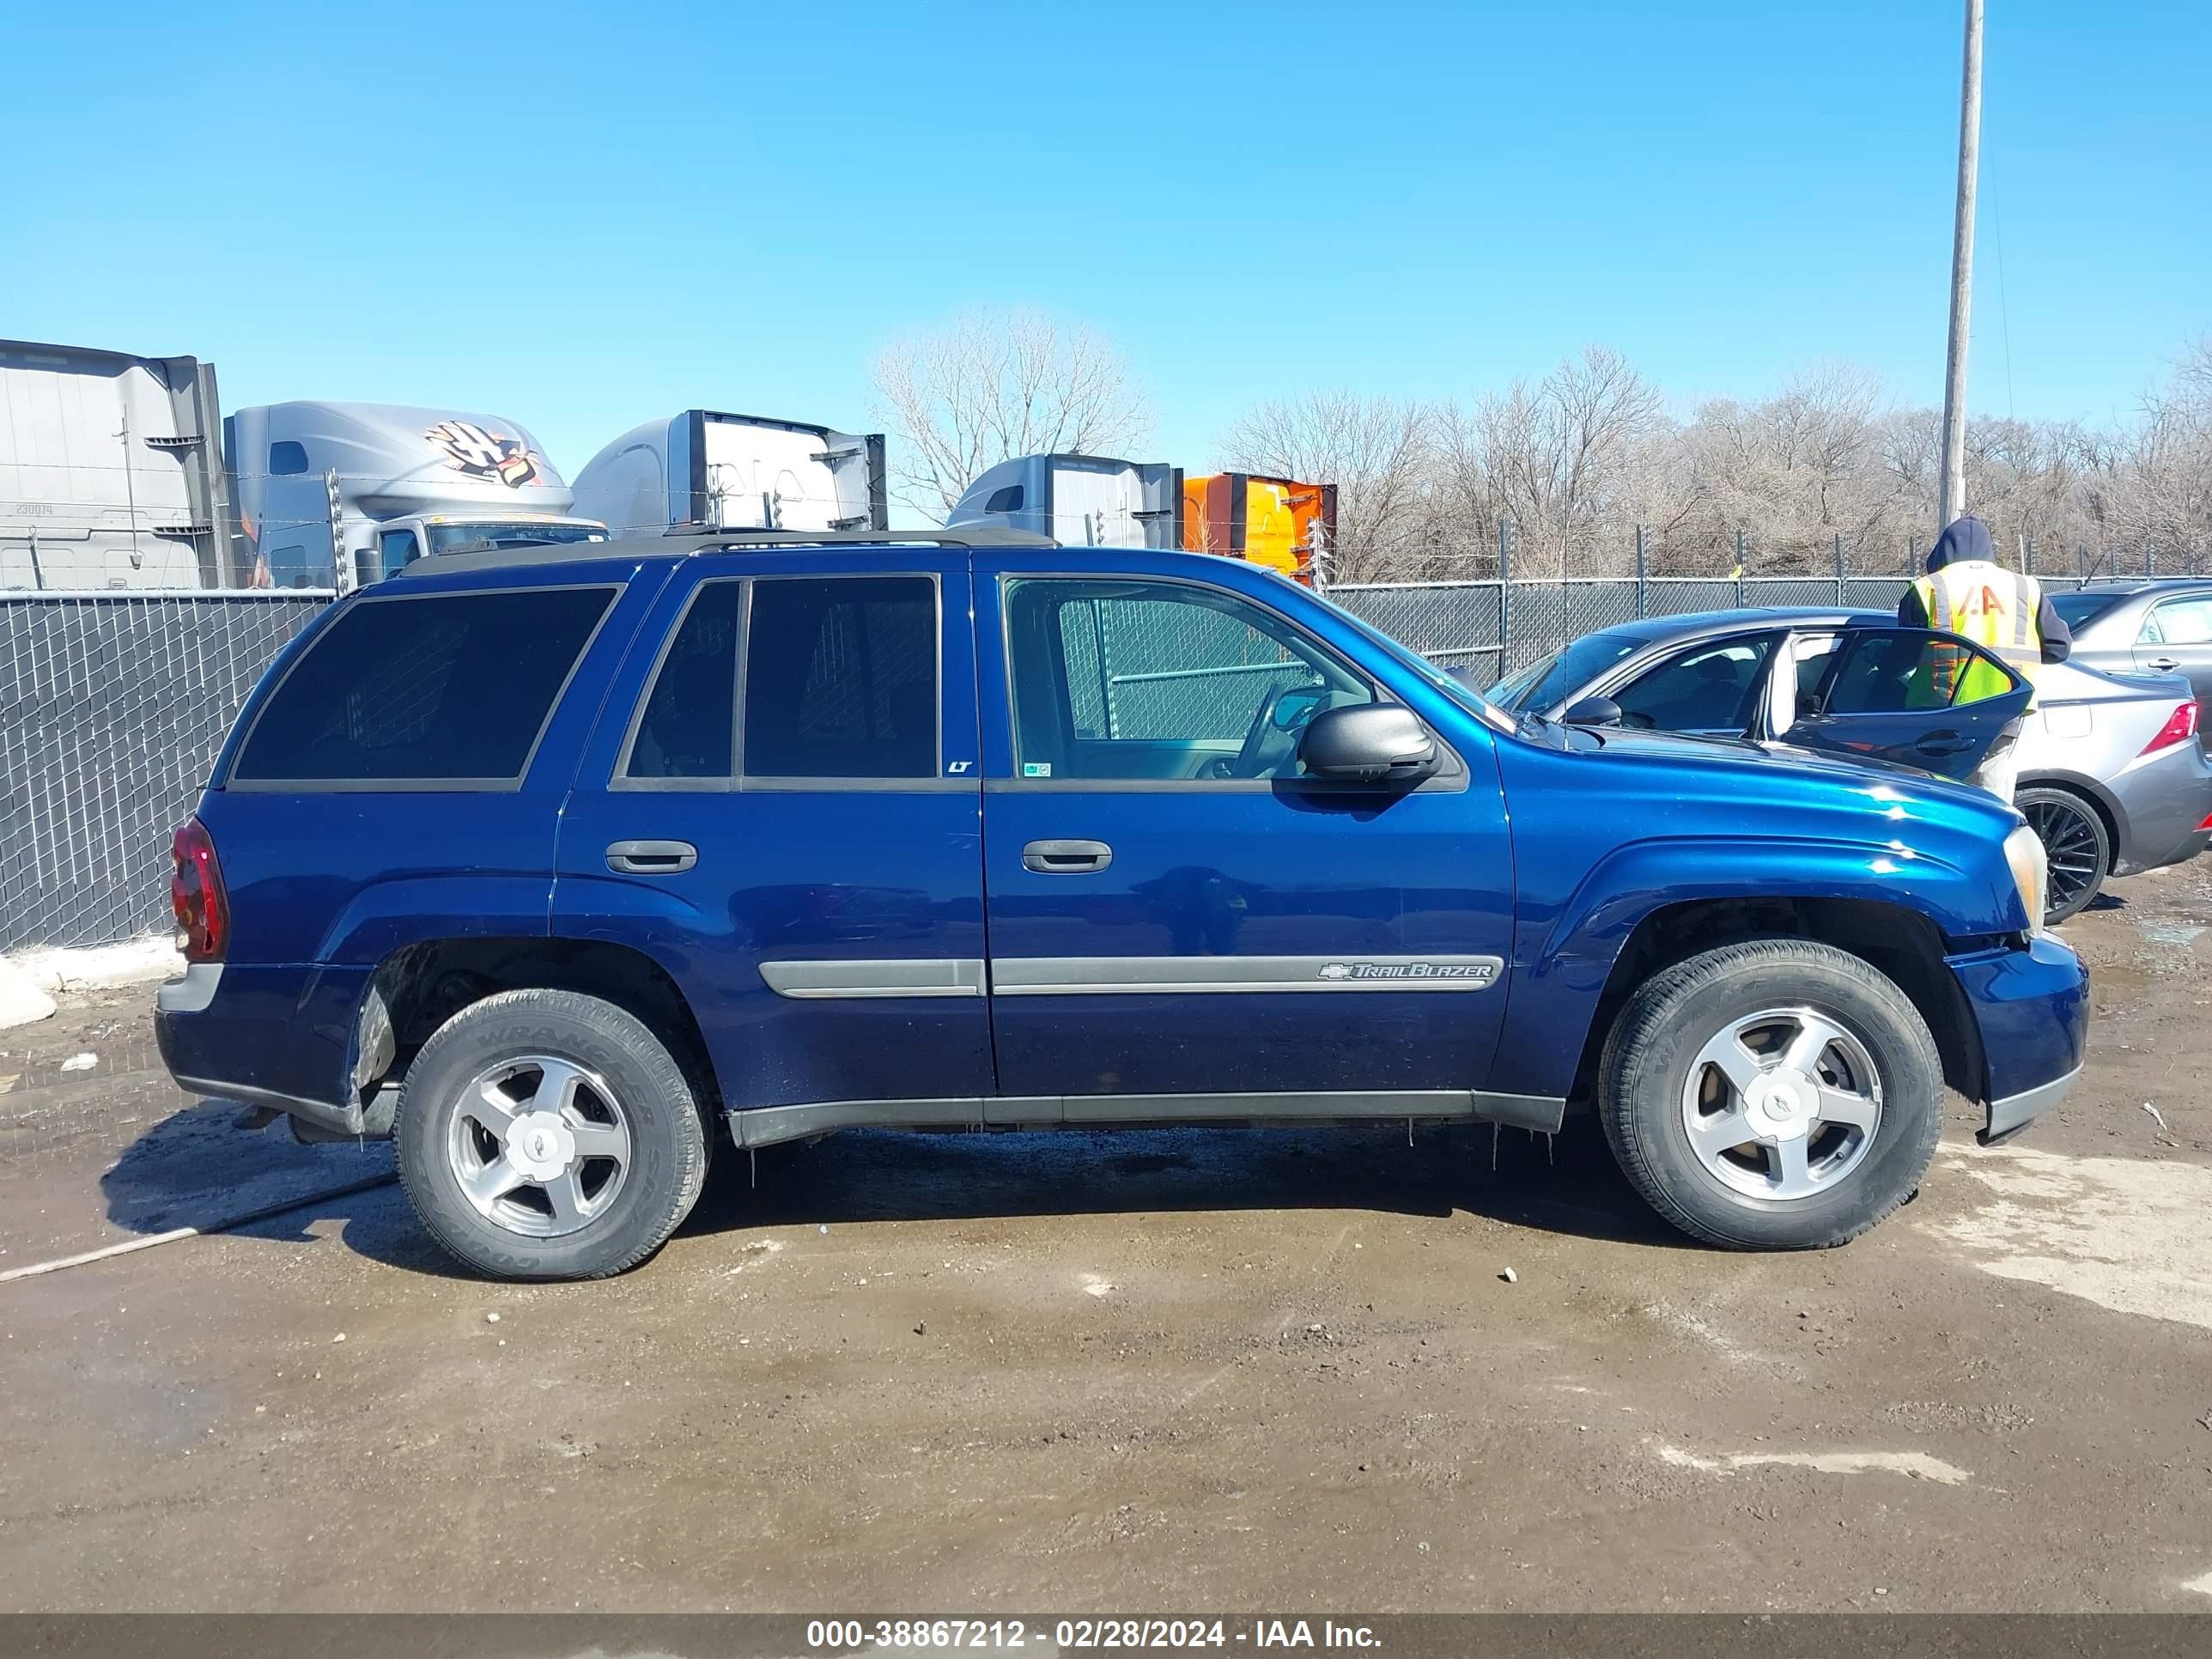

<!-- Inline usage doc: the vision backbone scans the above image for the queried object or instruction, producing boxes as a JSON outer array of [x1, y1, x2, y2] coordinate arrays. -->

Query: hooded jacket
[[1897, 515, 2071, 661]]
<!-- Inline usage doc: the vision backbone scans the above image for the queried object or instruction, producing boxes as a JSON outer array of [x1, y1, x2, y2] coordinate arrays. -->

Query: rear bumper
[[2108, 742, 2212, 875], [154, 960, 374, 1135], [1948, 934, 2090, 1145]]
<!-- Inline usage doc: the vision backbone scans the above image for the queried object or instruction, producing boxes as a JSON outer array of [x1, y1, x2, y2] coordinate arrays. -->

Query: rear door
[[553, 550, 992, 1117], [2133, 593, 2212, 730], [1780, 627, 2029, 782]]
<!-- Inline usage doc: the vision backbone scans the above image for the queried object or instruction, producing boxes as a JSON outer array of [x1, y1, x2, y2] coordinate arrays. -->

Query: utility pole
[[1936, 0, 1984, 529]]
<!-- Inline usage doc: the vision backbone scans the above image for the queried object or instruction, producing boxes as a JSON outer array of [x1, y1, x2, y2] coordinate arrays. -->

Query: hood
[[1552, 720, 2002, 801], [1925, 515, 1995, 572]]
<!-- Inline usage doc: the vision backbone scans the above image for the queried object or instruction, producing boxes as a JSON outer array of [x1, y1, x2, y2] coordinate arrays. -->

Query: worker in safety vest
[[1896, 514, 2072, 802]]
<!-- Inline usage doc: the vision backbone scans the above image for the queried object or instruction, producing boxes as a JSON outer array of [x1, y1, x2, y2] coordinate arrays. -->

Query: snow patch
[[1923, 1146, 2212, 1332], [11, 936, 184, 994], [1656, 1443, 1970, 1484]]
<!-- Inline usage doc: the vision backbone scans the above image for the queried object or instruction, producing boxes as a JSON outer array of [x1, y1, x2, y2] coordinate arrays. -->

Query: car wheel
[[2016, 787, 2109, 924], [1597, 939, 1942, 1250], [395, 988, 708, 1280]]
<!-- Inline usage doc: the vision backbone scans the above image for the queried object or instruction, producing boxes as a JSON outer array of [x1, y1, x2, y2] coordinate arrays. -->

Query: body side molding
[[726, 1086, 1563, 1148]]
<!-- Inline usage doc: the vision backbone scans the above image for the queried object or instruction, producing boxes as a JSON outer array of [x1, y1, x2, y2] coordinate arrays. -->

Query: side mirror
[[1562, 695, 1623, 728], [1297, 703, 1437, 784]]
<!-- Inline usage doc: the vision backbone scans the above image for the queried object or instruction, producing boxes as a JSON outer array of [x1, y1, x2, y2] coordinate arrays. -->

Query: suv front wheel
[[396, 989, 709, 1279], [1597, 940, 1943, 1249]]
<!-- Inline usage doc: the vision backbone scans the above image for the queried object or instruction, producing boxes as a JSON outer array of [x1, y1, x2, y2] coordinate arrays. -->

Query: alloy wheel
[[2022, 795, 2102, 919], [447, 1055, 631, 1237], [1680, 1006, 1884, 1200]]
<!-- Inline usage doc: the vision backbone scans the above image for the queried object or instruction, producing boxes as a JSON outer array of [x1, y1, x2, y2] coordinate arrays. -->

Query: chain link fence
[[1, 592, 329, 951], [0, 544, 2187, 956], [1327, 571, 2102, 681]]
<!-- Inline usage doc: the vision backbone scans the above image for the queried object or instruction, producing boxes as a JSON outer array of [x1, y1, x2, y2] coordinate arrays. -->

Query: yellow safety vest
[[1911, 561, 2042, 706]]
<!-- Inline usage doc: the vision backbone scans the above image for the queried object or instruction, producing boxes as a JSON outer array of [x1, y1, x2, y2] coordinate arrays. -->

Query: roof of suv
[[392, 526, 1061, 578]]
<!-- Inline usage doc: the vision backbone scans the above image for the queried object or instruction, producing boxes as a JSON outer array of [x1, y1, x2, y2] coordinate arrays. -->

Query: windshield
[[1490, 629, 1646, 714], [1307, 590, 1516, 732], [426, 522, 608, 556], [2047, 590, 2126, 631]]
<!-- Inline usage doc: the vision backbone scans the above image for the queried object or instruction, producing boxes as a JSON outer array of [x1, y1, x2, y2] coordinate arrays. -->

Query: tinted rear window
[[743, 577, 937, 778], [625, 580, 741, 779], [233, 586, 613, 783], [2047, 591, 2125, 630]]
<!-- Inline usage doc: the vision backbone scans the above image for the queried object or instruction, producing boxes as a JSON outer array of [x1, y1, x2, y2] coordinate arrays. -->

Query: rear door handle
[[1022, 838, 1112, 874], [1914, 731, 1972, 757], [606, 839, 697, 875], [2148, 656, 2180, 672]]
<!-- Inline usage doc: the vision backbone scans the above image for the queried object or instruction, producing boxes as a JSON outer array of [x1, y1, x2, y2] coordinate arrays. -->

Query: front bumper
[[1948, 933, 2091, 1145]]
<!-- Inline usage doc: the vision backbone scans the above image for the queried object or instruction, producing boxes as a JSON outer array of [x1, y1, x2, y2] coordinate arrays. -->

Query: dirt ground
[[3, 864, 2210, 1615]]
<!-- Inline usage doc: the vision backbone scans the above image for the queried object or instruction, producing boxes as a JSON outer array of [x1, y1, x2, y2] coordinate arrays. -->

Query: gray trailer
[[568, 410, 887, 538], [945, 453, 1182, 548], [0, 339, 233, 589], [225, 402, 602, 588]]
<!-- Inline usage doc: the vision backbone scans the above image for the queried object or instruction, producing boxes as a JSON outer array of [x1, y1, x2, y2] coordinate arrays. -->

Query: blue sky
[[9, 0, 2207, 481]]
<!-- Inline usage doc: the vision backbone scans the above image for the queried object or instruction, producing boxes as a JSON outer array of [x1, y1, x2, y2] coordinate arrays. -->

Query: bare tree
[[870, 308, 1154, 521], [1217, 392, 1435, 583], [1218, 332, 2212, 586], [1443, 348, 1666, 577]]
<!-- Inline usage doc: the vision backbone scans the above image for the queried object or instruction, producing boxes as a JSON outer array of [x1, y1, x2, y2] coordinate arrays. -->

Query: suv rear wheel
[[1597, 940, 1942, 1249], [395, 989, 708, 1279]]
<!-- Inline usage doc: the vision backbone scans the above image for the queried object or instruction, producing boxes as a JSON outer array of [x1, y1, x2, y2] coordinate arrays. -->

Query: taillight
[[170, 816, 229, 962], [2140, 701, 2200, 757]]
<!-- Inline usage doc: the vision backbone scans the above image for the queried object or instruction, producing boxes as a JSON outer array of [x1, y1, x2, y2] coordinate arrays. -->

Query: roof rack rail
[[655, 525, 1059, 548], [391, 524, 1064, 578]]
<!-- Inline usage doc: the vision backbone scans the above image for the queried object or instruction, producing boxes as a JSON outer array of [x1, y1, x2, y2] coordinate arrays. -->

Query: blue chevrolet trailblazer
[[155, 531, 2088, 1279]]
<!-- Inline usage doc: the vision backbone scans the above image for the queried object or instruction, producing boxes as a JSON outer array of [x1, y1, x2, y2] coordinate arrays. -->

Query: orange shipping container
[[1181, 473, 1336, 584]]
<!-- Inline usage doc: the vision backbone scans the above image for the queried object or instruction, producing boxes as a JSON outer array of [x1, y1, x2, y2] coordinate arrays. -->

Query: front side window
[[2150, 597, 2212, 646], [1005, 578, 1370, 781], [377, 529, 420, 579], [743, 577, 938, 779], [1613, 636, 1777, 732], [232, 586, 613, 783]]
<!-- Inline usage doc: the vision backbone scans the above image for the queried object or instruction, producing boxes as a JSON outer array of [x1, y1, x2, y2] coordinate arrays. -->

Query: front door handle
[[606, 839, 697, 875], [2148, 655, 2180, 672], [1022, 838, 1112, 874], [1914, 731, 1973, 757]]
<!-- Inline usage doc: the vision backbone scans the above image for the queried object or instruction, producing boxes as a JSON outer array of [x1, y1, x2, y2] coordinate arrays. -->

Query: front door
[[974, 565, 1516, 1114], [554, 550, 991, 1116]]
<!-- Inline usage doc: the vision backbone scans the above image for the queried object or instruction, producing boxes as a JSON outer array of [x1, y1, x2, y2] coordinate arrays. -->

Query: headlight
[[2004, 823, 2048, 935]]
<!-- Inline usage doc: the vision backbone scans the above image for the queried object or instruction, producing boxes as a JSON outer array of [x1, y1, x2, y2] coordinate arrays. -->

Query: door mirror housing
[[1297, 703, 1437, 784], [1562, 695, 1624, 728]]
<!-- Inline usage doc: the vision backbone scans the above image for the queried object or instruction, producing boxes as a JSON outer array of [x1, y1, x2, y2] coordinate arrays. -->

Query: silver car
[[1486, 608, 2212, 922], [2049, 580, 2212, 732]]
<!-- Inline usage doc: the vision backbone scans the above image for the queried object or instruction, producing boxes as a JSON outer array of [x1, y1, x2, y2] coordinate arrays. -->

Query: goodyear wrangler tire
[[1597, 939, 1943, 1250], [395, 988, 708, 1280]]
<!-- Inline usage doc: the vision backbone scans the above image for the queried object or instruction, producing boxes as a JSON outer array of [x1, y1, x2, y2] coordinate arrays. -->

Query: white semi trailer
[[945, 453, 1182, 548], [225, 402, 605, 588], [568, 409, 887, 538]]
